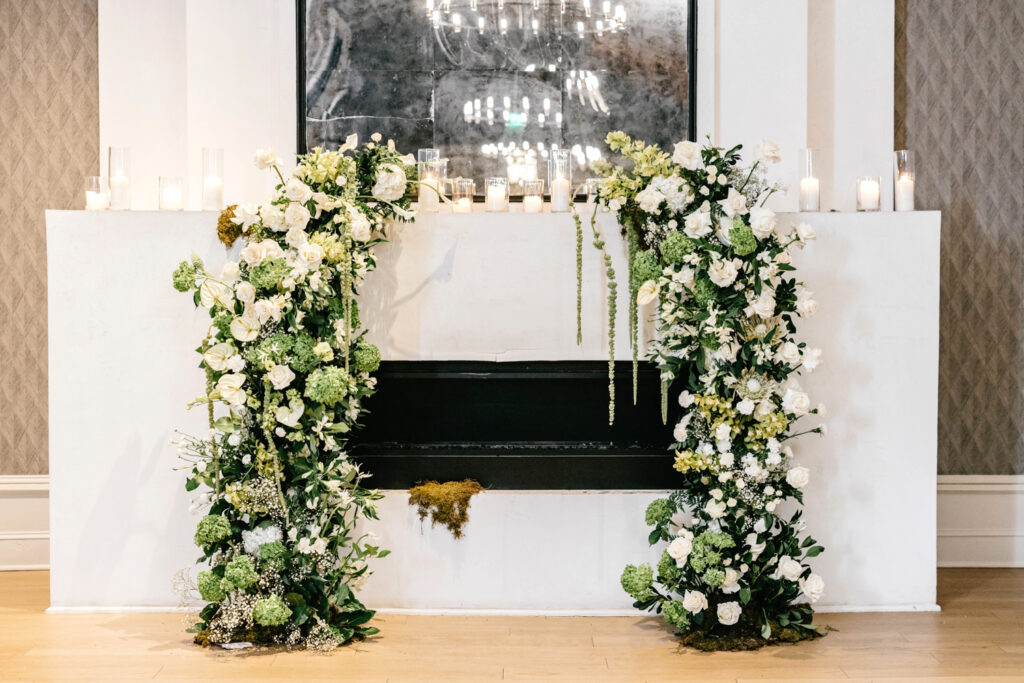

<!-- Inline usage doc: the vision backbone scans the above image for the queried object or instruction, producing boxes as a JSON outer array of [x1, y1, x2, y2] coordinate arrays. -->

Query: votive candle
[[108, 146, 131, 210], [893, 150, 915, 212], [798, 148, 820, 212], [485, 177, 508, 212], [548, 149, 572, 213], [84, 176, 108, 211], [522, 179, 544, 213], [856, 176, 881, 212], [159, 176, 184, 211]]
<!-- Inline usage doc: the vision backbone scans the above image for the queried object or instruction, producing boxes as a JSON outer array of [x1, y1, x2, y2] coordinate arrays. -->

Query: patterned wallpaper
[[0, 1, 98, 474], [896, 0, 1024, 474]]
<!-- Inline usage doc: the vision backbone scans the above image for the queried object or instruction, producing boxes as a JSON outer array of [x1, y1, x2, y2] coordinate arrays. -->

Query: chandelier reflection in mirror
[[300, 0, 694, 195]]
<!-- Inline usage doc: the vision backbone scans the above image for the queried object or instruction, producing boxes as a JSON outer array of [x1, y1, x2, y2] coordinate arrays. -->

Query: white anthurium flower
[[800, 574, 825, 602], [284, 177, 314, 204], [682, 590, 708, 614], [216, 373, 247, 406], [672, 140, 702, 170], [230, 204, 260, 231], [717, 601, 742, 626], [748, 206, 777, 239], [267, 364, 296, 390], [275, 399, 305, 427], [199, 279, 234, 310], [254, 147, 282, 169], [786, 466, 810, 489], [229, 313, 261, 342], [755, 138, 782, 164], [636, 280, 659, 306], [717, 187, 748, 218], [202, 342, 234, 372]]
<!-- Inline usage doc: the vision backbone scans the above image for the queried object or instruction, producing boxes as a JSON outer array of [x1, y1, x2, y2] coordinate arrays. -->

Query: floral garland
[[588, 132, 827, 647], [172, 134, 414, 650]]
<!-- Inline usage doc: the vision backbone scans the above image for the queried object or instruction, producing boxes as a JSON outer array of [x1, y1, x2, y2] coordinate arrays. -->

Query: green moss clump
[[407, 479, 484, 539], [217, 205, 242, 247], [676, 623, 824, 652]]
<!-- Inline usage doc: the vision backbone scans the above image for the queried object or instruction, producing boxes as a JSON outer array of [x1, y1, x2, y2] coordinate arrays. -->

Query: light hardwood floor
[[1, 569, 1022, 681]]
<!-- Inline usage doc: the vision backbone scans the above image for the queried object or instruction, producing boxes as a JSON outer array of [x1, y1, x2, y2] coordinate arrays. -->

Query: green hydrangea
[[304, 366, 350, 406], [290, 333, 319, 373], [728, 221, 757, 256], [662, 600, 691, 630], [620, 563, 655, 601], [644, 498, 674, 527], [252, 594, 292, 626], [327, 298, 361, 331], [197, 569, 226, 602], [211, 312, 233, 340], [172, 261, 196, 292], [630, 249, 661, 288], [353, 342, 381, 373], [194, 515, 231, 547], [659, 232, 696, 264], [692, 277, 718, 306], [689, 530, 735, 572], [249, 258, 288, 291], [222, 555, 258, 591], [247, 332, 294, 367], [259, 541, 288, 571], [657, 550, 681, 584], [702, 567, 726, 587]]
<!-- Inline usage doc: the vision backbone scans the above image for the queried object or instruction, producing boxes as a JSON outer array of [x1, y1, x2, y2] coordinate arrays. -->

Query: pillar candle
[[486, 185, 507, 212], [856, 179, 880, 211], [202, 176, 223, 211], [799, 177, 819, 212], [160, 186, 184, 211], [418, 175, 440, 212], [85, 190, 108, 211], [523, 195, 543, 213], [550, 177, 570, 212], [109, 174, 131, 210], [894, 174, 915, 212]]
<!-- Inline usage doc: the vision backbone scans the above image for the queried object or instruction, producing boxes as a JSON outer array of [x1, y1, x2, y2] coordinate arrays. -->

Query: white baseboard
[[938, 475, 1024, 567], [8, 474, 1023, 573], [0, 475, 49, 571]]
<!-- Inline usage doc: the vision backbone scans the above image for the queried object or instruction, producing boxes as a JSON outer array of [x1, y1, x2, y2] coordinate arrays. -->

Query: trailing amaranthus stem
[[627, 229, 639, 404], [587, 206, 617, 424], [570, 192, 586, 346], [262, 382, 290, 527]]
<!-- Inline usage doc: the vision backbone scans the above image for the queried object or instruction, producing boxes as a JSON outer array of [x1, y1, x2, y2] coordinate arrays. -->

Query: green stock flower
[[196, 569, 226, 602], [304, 366, 350, 406], [222, 555, 258, 591], [353, 342, 381, 373], [252, 594, 292, 626], [644, 498, 674, 527], [659, 232, 697, 264], [620, 564, 655, 601], [728, 221, 758, 256], [193, 515, 231, 547]]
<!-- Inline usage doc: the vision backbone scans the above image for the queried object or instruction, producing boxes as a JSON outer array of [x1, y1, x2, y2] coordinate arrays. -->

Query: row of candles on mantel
[[800, 149, 916, 212], [84, 147, 225, 211], [417, 148, 586, 213]]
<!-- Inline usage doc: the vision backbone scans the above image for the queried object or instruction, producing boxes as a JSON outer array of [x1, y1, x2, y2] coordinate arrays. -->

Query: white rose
[[235, 281, 256, 305], [799, 573, 825, 602], [372, 163, 408, 202], [285, 225, 308, 249], [753, 518, 767, 533], [709, 488, 723, 500], [239, 241, 267, 268], [755, 138, 781, 164], [716, 601, 742, 626], [216, 373, 247, 406], [230, 314, 260, 342], [667, 536, 693, 566], [636, 186, 666, 213], [721, 568, 741, 594], [776, 341, 801, 366], [199, 279, 233, 309], [220, 261, 241, 284], [260, 239, 284, 260], [267, 364, 296, 390], [350, 212, 373, 242], [230, 204, 260, 231], [754, 399, 774, 420], [678, 391, 695, 408], [636, 280, 659, 306], [777, 556, 803, 581], [802, 348, 822, 372], [708, 258, 739, 287], [259, 204, 285, 232], [203, 342, 234, 371], [748, 207, 777, 239], [796, 286, 818, 316], [786, 466, 810, 489], [284, 202, 311, 230], [284, 177, 314, 204], [744, 291, 776, 318], [254, 147, 281, 169], [251, 299, 275, 324], [796, 222, 816, 243], [683, 209, 713, 239], [682, 590, 708, 614], [719, 452, 734, 467], [297, 242, 325, 268], [672, 140, 702, 170], [717, 187, 748, 218], [704, 498, 727, 519], [672, 417, 689, 443], [782, 388, 810, 417], [736, 398, 755, 415]]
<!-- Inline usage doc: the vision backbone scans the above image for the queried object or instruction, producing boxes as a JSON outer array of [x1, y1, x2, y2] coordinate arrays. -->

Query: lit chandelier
[[463, 69, 609, 128], [425, 0, 628, 37]]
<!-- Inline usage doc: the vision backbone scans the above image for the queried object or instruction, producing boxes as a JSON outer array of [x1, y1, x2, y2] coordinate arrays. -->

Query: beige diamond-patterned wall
[[896, 0, 1024, 474], [0, 1, 98, 474]]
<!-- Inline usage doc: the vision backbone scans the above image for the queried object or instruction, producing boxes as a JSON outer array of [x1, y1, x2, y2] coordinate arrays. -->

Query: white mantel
[[47, 209, 940, 613]]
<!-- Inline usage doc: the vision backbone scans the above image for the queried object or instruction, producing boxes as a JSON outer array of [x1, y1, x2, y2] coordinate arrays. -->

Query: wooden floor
[[1, 570, 1023, 682]]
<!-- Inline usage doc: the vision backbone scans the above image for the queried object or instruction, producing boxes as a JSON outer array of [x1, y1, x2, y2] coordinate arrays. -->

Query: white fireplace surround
[[45, 209, 940, 613]]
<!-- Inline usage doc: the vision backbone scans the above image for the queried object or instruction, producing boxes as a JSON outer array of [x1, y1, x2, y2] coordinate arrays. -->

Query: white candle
[[550, 176, 570, 212], [202, 176, 223, 211], [418, 175, 440, 212], [523, 195, 543, 213], [894, 174, 915, 212], [799, 177, 819, 212], [453, 197, 472, 213], [85, 190, 108, 211], [160, 186, 184, 211], [486, 185, 507, 212], [109, 174, 131, 210], [856, 179, 880, 211]]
